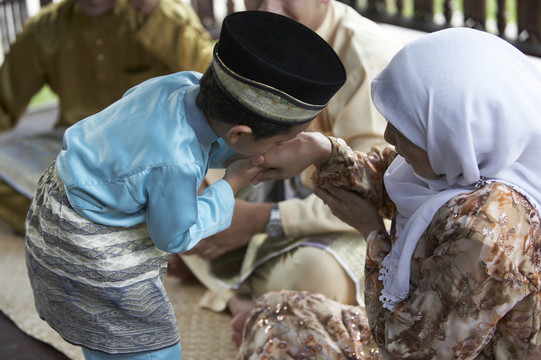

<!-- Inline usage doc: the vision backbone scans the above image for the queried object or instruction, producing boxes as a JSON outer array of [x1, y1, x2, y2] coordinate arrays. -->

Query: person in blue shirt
[[23, 10, 346, 360]]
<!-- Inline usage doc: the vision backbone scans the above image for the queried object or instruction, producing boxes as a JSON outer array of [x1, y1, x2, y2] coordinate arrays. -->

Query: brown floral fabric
[[312, 137, 397, 220], [238, 290, 381, 360], [240, 139, 541, 360], [365, 181, 541, 360]]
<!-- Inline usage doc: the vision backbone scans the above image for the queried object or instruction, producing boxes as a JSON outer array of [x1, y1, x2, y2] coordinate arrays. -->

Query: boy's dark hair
[[196, 68, 295, 140]]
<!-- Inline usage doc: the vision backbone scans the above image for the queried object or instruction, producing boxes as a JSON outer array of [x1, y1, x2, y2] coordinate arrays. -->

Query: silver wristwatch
[[265, 203, 284, 238]]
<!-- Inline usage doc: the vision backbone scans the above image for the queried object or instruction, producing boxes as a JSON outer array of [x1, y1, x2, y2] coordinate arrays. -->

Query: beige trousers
[[183, 245, 357, 312], [241, 246, 357, 304]]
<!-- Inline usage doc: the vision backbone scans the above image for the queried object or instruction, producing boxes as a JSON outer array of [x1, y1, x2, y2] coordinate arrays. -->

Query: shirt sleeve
[[312, 137, 397, 219], [145, 164, 234, 253], [279, 194, 360, 236], [327, 64, 388, 153], [0, 21, 46, 132], [133, 0, 214, 73]]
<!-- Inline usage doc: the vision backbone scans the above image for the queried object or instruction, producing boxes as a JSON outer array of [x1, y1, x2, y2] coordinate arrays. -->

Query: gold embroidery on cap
[[212, 54, 325, 123]]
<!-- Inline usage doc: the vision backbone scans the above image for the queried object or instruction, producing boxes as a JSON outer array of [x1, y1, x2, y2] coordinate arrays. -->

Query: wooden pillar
[[463, 0, 486, 30], [496, 0, 506, 37], [413, 0, 433, 22], [396, 0, 404, 16], [443, 0, 452, 25], [517, 0, 541, 43]]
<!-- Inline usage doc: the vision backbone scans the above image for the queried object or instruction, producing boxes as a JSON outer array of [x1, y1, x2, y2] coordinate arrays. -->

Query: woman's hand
[[313, 182, 385, 238], [252, 132, 332, 184]]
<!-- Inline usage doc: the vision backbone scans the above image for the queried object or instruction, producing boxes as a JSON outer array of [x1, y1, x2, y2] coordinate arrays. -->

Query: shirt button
[[96, 38, 103, 46], [97, 54, 105, 62]]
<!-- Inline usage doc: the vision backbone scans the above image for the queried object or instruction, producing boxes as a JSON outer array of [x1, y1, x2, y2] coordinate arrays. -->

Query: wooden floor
[[0, 310, 69, 359]]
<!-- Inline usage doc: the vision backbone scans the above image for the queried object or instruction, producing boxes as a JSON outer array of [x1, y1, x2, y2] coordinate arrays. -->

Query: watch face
[[266, 204, 283, 237], [267, 223, 283, 238]]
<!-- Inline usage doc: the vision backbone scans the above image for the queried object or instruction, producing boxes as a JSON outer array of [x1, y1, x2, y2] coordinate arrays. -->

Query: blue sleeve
[[144, 164, 235, 253]]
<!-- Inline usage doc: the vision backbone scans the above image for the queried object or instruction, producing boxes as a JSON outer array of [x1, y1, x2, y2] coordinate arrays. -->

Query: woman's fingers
[[312, 183, 332, 203], [322, 182, 352, 201], [315, 181, 385, 237]]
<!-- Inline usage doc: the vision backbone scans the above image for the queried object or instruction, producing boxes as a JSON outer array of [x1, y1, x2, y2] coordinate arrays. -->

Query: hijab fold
[[371, 28, 541, 310]]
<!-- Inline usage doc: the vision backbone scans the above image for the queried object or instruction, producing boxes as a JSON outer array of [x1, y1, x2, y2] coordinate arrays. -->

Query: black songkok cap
[[211, 10, 347, 124]]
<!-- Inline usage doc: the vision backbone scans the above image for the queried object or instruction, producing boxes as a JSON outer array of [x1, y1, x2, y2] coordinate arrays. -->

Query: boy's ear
[[226, 125, 253, 144]]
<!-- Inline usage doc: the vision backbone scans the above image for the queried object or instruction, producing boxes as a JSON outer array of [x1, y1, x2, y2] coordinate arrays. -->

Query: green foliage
[[29, 85, 58, 107]]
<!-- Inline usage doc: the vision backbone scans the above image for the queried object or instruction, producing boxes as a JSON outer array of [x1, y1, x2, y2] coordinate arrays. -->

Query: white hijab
[[371, 28, 541, 310]]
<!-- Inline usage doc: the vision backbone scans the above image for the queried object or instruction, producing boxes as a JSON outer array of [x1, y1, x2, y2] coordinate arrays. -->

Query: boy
[[24, 10, 346, 360]]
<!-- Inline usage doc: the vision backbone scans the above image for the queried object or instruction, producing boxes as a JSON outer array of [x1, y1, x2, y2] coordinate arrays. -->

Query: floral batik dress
[[239, 137, 541, 360]]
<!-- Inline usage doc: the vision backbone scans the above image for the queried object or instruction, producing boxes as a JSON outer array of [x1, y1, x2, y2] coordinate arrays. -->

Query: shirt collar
[[184, 85, 219, 147]]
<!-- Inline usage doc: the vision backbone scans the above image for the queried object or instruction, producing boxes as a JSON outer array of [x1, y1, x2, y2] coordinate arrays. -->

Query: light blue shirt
[[56, 71, 236, 253]]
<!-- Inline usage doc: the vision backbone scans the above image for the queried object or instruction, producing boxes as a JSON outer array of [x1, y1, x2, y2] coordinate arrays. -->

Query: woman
[[239, 28, 541, 359]]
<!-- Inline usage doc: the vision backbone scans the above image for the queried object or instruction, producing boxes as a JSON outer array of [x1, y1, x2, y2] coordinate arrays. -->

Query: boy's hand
[[224, 155, 265, 194], [252, 132, 332, 184]]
